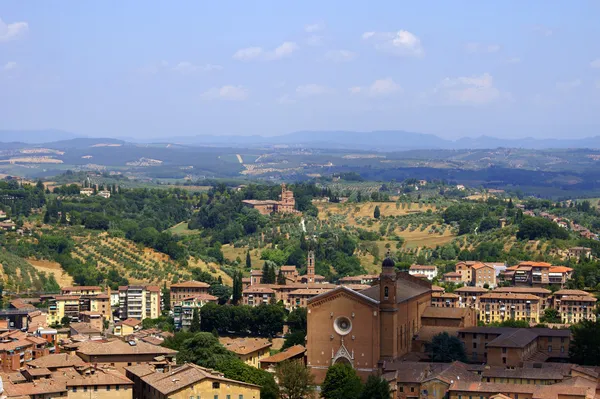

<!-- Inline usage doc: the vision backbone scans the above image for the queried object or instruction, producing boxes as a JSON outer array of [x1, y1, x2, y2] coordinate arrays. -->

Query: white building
[[408, 265, 438, 280]]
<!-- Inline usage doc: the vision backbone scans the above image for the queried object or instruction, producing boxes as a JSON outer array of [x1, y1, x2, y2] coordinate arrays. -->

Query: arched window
[[384, 286, 389, 299]]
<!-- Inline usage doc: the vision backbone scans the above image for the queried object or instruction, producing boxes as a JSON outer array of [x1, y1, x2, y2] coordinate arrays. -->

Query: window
[[473, 342, 477, 349], [548, 346, 552, 352], [94, 386, 98, 392], [213, 382, 221, 389], [384, 286, 389, 299], [73, 387, 77, 393], [116, 385, 120, 391], [83, 387, 87, 392], [561, 346, 565, 353], [502, 348, 507, 353], [214, 396, 219, 399], [227, 396, 231, 399], [503, 358, 507, 364], [107, 386, 111, 391], [411, 387, 415, 392], [239, 396, 244, 399]]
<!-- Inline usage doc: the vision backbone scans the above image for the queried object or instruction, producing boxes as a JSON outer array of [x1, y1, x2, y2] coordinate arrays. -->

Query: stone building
[[306, 257, 432, 383], [242, 183, 298, 215]]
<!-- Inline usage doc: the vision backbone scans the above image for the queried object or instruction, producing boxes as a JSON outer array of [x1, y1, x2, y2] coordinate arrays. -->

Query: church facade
[[306, 257, 432, 383]]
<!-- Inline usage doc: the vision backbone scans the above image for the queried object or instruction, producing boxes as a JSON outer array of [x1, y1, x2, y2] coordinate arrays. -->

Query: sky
[[1, 1, 600, 140]]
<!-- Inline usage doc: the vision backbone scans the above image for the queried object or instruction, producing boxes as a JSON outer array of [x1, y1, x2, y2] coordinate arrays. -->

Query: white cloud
[[277, 94, 295, 104], [350, 78, 402, 97], [233, 47, 264, 61], [506, 57, 521, 64], [556, 79, 581, 91], [233, 42, 298, 61], [432, 73, 502, 105], [0, 18, 28, 42], [202, 85, 248, 101], [172, 62, 222, 73], [362, 30, 424, 57], [270, 42, 298, 60], [532, 25, 553, 37], [296, 84, 332, 97], [3, 61, 17, 71], [305, 23, 324, 33], [465, 42, 501, 53], [590, 59, 600, 69], [325, 49, 357, 62], [306, 35, 324, 46]]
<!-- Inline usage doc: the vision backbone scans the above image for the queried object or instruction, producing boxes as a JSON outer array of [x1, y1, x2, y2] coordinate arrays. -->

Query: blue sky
[[1, 1, 600, 139]]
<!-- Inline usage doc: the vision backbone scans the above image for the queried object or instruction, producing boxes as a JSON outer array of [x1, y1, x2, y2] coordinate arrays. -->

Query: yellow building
[[118, 285, 161, 320], [219, 337, 272, 368], [125, 363, 261, 399], [556, 295, 597, 324], [114, 318, 142, 336], [478, 292, 541, 324], [48, 293, 112, 325], [61, 286, 103, 295]]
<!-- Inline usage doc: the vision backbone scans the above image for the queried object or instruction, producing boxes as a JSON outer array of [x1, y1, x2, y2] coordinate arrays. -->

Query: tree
[[570, 320, 600, 366], [246, 251, 252, 269], [60, 316, 71, 327], [359, 375, 390, 399], [276, 360, 315, 399], [232, 272, 243, 305], [161, 282, 170, 314], [541, 308, 561, 324], [426, 332, 467, 362], [374, 205, 381, 219], [190, 308, 201, 332], [277, 269, 287, 285], [321, 363, 363, 399]]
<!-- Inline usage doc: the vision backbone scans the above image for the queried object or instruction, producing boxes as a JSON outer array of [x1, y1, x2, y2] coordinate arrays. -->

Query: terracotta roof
[[516, 261, 553, 267], [486, 329, 539, 348], [432, 292, 460, 299], [480, 292, 541, 300], [180, 293, 218, 302], [472, 263, 491, 270], [455, 286, 488, 293], [243, 286, 275, 294], [492, 286, 551, 294], [126, 363, 260, 395], [557, 295, 597, 302], [422, 307, 470, 319], [70, 322, 102, 335], [53, 295, 81, 301], [9, 299, 36, 310], [250, 270, 263, 276], [28, 353, 87, 369], [280, 266, 297, 271], [117, 318, 143, 327], [549, 266, 573, 273], [482, 367, 566, 380], [2, 380, 67, 396], [146, 285, 160, 292], [170, 280, 210, 288], [260, 345, 306, 364], [62, 369, 134, 387], [554, 289, 591, 296], [431, 285, 445, 291], [410, 273, 428, 278], [76, 338, 177, 357], [219, 337, 272, 355], [288, 288, 331, 296], [342, 284, 371, 291], [360, 273, 431, 304], [383, 361, 478, 384]]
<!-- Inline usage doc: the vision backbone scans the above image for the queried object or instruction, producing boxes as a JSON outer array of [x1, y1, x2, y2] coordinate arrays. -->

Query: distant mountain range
[[3, 129, 600, 151]]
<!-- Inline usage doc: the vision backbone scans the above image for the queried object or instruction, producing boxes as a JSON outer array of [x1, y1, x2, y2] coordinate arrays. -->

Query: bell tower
[[307, 251, 315, 282], [379, 254, 398, 362]]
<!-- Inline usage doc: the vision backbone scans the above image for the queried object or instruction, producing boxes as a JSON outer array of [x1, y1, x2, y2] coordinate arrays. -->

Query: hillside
[[70, 233, 231, 286], [0, 250, 61, 293]]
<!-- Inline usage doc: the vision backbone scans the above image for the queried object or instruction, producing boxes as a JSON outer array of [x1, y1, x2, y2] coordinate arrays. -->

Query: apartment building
[[173, 293, 218, 330], [76, 339, 177, 373], [458, 327, 570, 366], [555, 294, 597, 324], [0, 330, 50, 372], [431, 292, 460, 308], [47, 293, 111, 325], [442, 272, 462, 283], [478, 292, 541, 324], [126, 363, 261, 399], [455, 261, 480, 283], [169, 280, 210, 307], [448, 377, 596, 399], [455, 286, 488, 309], [118, 285, 161, 320], [492, 286, 552, 310], [242, 286, 275, 306], [472, 263, 497, 288], [409, 265, 438, 280], [504, 262, 573, 287]]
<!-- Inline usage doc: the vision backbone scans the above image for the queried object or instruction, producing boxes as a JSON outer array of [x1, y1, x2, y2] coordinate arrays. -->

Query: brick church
[[306, 256, 432, 383]]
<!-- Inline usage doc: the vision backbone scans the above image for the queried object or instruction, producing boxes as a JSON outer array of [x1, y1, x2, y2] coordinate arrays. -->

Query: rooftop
[[28, 353, 87, 369], [170, 280, 210, 289], [126, 363, 260, 395], [422, 307, 471, 319], [76, 338, 177, 357], [219, 337, 272, 355], [260, 345, 306, 364]]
